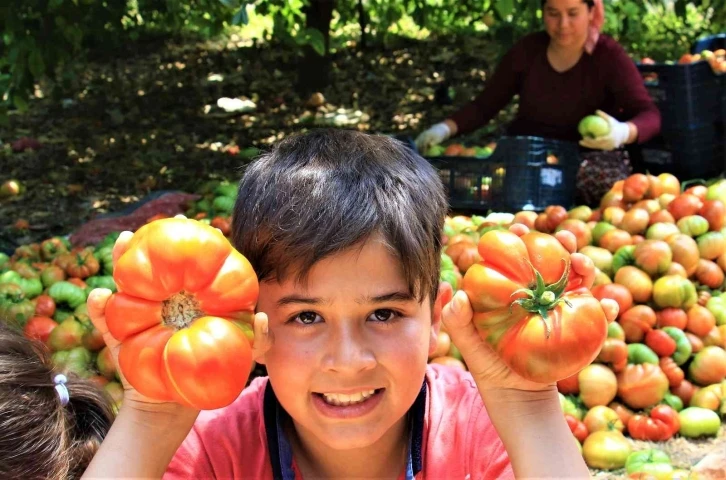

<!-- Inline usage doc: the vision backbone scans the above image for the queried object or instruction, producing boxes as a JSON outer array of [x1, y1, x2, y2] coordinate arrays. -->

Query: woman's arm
[[445, 39, 529, 136], [606, 42, 662, 144]]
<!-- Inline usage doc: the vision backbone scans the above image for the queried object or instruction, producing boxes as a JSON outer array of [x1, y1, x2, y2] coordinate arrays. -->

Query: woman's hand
[[579, 109, 633, 151]]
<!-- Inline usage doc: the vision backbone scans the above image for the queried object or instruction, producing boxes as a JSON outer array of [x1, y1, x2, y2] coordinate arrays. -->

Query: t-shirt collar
[[263, 380, 427, 480]]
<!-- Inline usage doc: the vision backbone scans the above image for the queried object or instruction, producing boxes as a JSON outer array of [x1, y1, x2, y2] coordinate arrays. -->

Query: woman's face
[[543, 0, 594, 49]]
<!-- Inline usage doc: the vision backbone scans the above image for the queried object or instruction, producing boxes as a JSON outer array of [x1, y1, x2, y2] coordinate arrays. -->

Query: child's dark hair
[[541, 0, 595, 7], [0, 322, 114, 479], [232, 128, 448, 302]]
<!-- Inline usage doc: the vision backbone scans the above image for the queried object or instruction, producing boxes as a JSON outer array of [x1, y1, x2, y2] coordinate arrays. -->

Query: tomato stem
[[509, 259, 572, 340], [162, 292, 203, 330]]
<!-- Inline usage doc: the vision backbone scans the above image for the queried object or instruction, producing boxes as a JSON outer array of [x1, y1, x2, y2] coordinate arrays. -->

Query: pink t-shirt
[[164, 364, 513, 479]]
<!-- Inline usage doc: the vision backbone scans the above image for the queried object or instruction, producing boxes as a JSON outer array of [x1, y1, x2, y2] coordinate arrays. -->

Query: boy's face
[[256, 234, 444, 451]]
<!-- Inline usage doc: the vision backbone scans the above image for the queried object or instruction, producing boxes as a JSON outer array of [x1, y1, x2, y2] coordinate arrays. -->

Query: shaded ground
[[0, 32, 514, 252]]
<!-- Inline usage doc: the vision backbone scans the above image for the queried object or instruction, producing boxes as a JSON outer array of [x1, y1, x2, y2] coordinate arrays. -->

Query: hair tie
[[54, 374, 70, 406]]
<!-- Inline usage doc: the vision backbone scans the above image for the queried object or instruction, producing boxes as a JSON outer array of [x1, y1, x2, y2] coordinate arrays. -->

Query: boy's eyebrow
[[358, 291, 415, 304], [275, 291, 415, 307]]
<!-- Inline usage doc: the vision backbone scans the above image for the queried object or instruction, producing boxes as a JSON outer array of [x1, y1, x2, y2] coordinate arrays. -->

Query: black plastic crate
[[426, 136, 581, 212], [637, 61, 722, 128], [691, 33, 726, 54], [630, 121, 725, 179]]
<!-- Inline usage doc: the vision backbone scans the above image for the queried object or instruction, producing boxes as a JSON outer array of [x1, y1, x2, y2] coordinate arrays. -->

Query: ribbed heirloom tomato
[[105, 218, 259, 410], [462, 230, 608, 383]]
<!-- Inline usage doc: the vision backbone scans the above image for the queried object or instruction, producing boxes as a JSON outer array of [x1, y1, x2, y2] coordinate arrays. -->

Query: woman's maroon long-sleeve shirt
[[447, 31, 661, 143]]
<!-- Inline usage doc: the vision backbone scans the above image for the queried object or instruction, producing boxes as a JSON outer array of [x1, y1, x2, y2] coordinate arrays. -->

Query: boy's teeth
[[322, 389, 376, 406]]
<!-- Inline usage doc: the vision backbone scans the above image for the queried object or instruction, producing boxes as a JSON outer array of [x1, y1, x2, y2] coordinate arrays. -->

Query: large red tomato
[[105, 217, 259, 410], [462, 230, 608, 383]]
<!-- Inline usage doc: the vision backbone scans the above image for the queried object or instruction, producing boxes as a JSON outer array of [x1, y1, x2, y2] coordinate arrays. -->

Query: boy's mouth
[[315, 389, 384, 407]]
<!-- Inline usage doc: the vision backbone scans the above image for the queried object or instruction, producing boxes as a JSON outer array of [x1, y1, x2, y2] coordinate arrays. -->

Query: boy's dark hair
[[0, 322, 114, 480], [541, 0, 595, 7], [231, 128, 448, 302]]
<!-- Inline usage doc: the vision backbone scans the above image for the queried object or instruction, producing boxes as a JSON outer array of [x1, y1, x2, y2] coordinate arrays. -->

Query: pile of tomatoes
[[433, 175, 726, 474]]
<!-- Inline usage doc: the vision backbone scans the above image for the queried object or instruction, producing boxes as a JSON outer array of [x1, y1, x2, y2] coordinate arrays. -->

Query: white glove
[[579, 110, 631, 151], [415, 122, 451, 152]]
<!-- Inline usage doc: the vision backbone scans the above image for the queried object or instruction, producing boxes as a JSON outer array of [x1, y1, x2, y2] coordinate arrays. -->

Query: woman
[[416, 0, 661, 206]]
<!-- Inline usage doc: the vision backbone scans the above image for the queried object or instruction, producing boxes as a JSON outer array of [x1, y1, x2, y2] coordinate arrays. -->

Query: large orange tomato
[[616, 363, 670, 409], [105, 217, 259, 410], [579, 363, 618, 408], [633, 240, 672, 277], [688, 346, 726, 386], [619, 305, 657, 343], [614, 266, 652, 303], [591, 283, 633, 316], [665, 233, 700, 276], [696, 259, 724, 289], [462, 230, 608, 383], [556, 219, 592, 251], [656, 308, 688, 330]]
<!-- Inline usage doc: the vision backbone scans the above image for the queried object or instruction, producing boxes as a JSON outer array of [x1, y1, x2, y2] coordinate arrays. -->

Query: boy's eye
[[295, 311, 321, 325], [369, 309, 397, 323]]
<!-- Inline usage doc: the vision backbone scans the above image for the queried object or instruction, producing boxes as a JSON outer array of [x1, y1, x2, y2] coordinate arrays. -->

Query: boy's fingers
[[252, 312, 273, 361], [554, 230, 577, 254], [508, 223, 529, 237], [600, 298, 619, 323], [441, 290, 479, 353], [86, 288, 119, 348], [112, 230, 134, 265], [570, 253, 595, 289]]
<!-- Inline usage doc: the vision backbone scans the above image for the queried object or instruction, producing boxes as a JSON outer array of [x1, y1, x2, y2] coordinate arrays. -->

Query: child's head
[[0, 323, 114, 479], [231, 128, 449, 451]]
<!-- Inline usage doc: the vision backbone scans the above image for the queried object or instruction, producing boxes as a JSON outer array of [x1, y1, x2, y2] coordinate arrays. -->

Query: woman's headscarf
[[584, 0, 605, 54]]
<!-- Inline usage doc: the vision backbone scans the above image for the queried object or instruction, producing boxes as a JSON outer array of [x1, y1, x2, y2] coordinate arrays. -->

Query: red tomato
[[696, 259, 724, 289], [599, 229, 633, 253], [686, 305, 716, 337], [665, 234, 700, 277], [667, 194, 703, 220], [623, 174, 649, 202], [656, 308, 688, 330], [659, 356, 685, 388], [462, 230, 608, 383], [33, 294, 56, 318], [627, 405, 679, 441], [699, 199, 725, 231], [670, 379, 695, 405], [644, 174, 663, 199], [645, 329, 677, 357], [105, 217, 259, 410], [619, 305, 657, 343], [684, 185, 708, 200], [649, 209, 675, 225], [591, 284, 633, 317], [556, 219, 592, 251], [557, 371, 581, 394], [607, 401, 635, 431], [565, 414, 590, 443], [23, 316, 59, 344], [620, 209, 650, 236]]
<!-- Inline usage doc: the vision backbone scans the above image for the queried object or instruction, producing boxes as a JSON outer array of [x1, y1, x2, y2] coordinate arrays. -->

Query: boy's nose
[[322, 325, 376, 373]]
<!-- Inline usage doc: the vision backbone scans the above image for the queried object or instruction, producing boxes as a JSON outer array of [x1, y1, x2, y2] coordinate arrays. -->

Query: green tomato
[[678, 407, 721, 437], [707, 292, 726, 326], [85, 275, 117, 293], [611, 245, 635, 274], [0, 252, 9, 271], [661, 326, 692, 366], [439, 269, 459, 291], [48, 281, 87, 309], [677, 215, 709, 237], [661, 392, 684, 412], [627, 343, 660, 365], [646, 222, 681, 241], [560, 394, 585, 420], [625, 448, 671, 475], [706, 179, 726, 205], [608, 321, 625, 340], [579, 246, 613, 277], [440, 253, 455, 272]]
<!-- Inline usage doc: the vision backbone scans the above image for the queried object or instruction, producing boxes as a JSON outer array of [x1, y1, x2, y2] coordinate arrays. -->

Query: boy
[[84, 129, 611, 479]]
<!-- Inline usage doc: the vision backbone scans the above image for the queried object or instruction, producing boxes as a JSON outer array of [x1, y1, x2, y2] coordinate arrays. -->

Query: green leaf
[[298, 28, 326, 56], [219, 0, 240, 7], [12, 94, 28, 112], [494, 0, 513, 19], [49, 0, 64, 9], [231, 5, 248, 25], [28, 49, 45, 78]]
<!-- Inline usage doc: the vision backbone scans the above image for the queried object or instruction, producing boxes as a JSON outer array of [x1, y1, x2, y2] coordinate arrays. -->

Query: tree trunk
[[297, 0, 335, 95]]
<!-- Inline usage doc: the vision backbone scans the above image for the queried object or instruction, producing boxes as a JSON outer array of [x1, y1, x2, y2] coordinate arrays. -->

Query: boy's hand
[[87, 216, 273, 413], [441, 224, 618, 392]]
